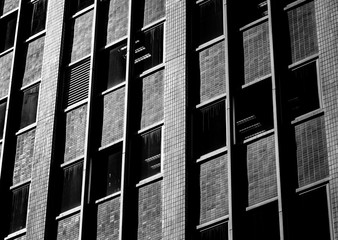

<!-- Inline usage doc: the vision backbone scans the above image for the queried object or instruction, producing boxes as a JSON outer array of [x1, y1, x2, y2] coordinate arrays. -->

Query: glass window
[[9, 184, 29, 233], [197, 100, 226, 155], [197, 0, 223, 45], [140, 128, 161, 180], [0, 13, 17, 52], [287, 61, 319, 119], [200, 223, 228, 240], [71, 0, 93, 13], [0, 101, 6, 139], [61, 161, 83, 212], [135, 24, 163, 74], [240, 0, 267, 26], [29, 0, 47, 36], [20, 84, 39, 129]]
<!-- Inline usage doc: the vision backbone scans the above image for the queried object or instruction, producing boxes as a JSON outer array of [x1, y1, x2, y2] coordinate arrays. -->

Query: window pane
[[288, 62, 319, 119], [0, 101, 6, 139], [198, 101, 226, 155], [140, 128, 161, 180], [135, 24, 163, 74], [0, 13, 17, 52], [61, 161, 83, 212], [20, 84, 39, 129], [9, 184, 29, 233], [30, 0, 47, 36], [198, 0, 223, 45], [71, 0, 93, 13], [200, 223, 228, 240]]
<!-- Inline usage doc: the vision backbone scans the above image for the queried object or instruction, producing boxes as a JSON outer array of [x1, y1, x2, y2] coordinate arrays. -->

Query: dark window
[[200, 223, 228, 240], [71, 0, 93, 13], [140, 128, 161, 180], [197, 100, 226, 155], [241, 0, 268, 26], [135, 24, 163, 74], [20, 84, 39, 129], [287, 61, 319, 119], [0, 101, 6, 139], [0, 13, 17, 52], [197, 0, 223, 45], [29, 0, 47, 36], [9, 184, 29, 233], [236, 79, 273, 141], [61, 161, 83, 212], [101, 43, 127, 90], [95, 148, 122, 199]]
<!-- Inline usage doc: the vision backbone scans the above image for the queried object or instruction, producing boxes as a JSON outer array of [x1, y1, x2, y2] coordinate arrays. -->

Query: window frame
[[19, 83, 40, 130], [28, 0, 47, 38], [0, 11, 17, 53]]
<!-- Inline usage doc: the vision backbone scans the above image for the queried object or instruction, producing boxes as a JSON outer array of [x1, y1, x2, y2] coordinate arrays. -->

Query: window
[[60, 161, 83, 212], [95, 148, 122, 199], [139, 128, 161, 180], [9, 184, 29, 233], [197, 100, 226, 155], [29, 0, 47, 36], [101, 43, 127, 90], [197, 0, 223, 45], [135, 24, 163, 74], [200, 222, 228, 240], [0, 13, 17, 52], [236, 79, 273, 141], [20, 84, 39, 129], [287, 61, 320, 119], [0, 101, 6, 139], [71, 0, 93, 13], [240, 0, 267, 26]]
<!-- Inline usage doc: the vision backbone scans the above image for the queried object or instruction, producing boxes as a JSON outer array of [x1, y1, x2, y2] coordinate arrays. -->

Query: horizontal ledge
[[296, 178, 329, 194], [195, 35, 225, 52], [284, 0, 311, 11], [95, 191, 121, 204], [25, 30, 46, 43], [60, 156, 84, 168], [242, 74, 271, 89], [0, 47, 14, 58], [196, 94, 226, 109], [239, 15, 269, 32], [16, 123, 37, 136], [138, 63, 165, 78], [136, 173, 163, 188], [56, 206, 81, 221], [140, 17, 166, 32], [98, 138, 123, 151], [101, 81, 126, 96], [291, 108, 324, 126], [243, 128, 275, 144], [10, 179, 31, 190], [196, 215, 229, 230], [64, 99, 88, 113], [20, 79, 41, 91], [0, 8, 18, 20], [138, 121, 164, 135], [70, 4, 94, 19], [196, 147, 228, 164], [288, 54, 318, 70], [5, 228, 26, 240], [246, 197, 278, 211], [101, 36, 128, 51]]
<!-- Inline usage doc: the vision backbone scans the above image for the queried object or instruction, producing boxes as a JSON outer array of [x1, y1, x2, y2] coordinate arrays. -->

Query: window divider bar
[[60, 155, 84, 169], [0, 47, 14, 58], [0, 8, 18, 20], [9, 179, 31, 191], [140, 17, 166, 32], [288, 54, 318, 70], [284, 0, 311, 11], [25, 30, 46, 44], [20, 79, 41, 91], [195, 94, 226, 109], [137, 121, 164, 135], [195, 35, 225, 52], [239, 15, 269, 32]]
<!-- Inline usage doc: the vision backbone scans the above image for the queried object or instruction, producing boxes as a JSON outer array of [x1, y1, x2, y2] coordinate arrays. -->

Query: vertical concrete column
[[315, 0, 338, 238], [26, 0, 65, 238], [162, 0, 187, 239]]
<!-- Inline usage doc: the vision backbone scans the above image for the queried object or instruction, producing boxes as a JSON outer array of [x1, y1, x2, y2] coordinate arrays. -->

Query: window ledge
[[138, 121, 164, 135], [101, 81, 126, 96], [0, 8, 18, 20], [239, 15, 269, 32], [140, 17, 166, 32], [16, 123, 37, 136], [101, 36, 128, 51], [196, 215, 228, 230], [196, 147, 227, 164], [10, 179, 31, 190], [20, 79, 41, 91], [0, 47, 14, 58], [98, 138, 123, 152], [296, 178, 329, 194], [242, 74, 271, 89], [291, 108, 324, 125], [64, 98, 88, 113], [246, 197, 278, 211], [25, 30, 46, 43], [136, 173, 163, 188], [284, 0, 310, 11], [71, 4, 94, 19], [95, 191, 121, 204], [195, 35, 225, 52], [60, 155, 84, 168], [68, 54, 91, 68], [138, 63, 165, 79], [5, 228, 26, 240], [56, 206, 81, 221], [243, 128, 274, 144], [288, 54, 318, 69], [196, 94, 226, 109]]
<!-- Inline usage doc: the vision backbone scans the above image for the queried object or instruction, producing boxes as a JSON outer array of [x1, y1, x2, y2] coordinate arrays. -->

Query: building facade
[[0, 0, 337, 239]]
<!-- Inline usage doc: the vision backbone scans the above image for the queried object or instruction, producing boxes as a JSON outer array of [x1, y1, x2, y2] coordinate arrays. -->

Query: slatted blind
[[65, 58, 90, 107]]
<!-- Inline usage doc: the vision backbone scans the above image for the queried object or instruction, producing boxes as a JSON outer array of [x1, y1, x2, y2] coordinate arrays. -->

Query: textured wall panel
[[1, 0, 19, 14], [199, 154, 228, 224], [243, 21, 270, 84], [96, 197, 120, 240], [22, 36, 45, 87], [295, 116, 329, 187], [105, 0, 129, 45], [56, 213, 80, 240], [138, 181, 162, 240], [288, 1, 318, 63], [101, 87, 125, 146], [0, 52, 12, 98], [199, 41, 226, 103], [70, 10, 93, 62], [247, 134, 277, 206], [140, 70, 164, 129], [143, 0, 165, 27], [64, 104, 87, 162], [13, 129, 36, 185]]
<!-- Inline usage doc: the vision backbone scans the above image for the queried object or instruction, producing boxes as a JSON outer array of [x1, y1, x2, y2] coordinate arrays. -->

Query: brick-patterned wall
[[162, 0, 186, 239], [64, 105, 87, 162], [0, 52, 12, 98], [288, 1, 318, 63], [70, 10, 93, 63], [56, 213, 80, 240], [1, 0, 19, 15], [243, 20, 270, 84], [96, 197, 120, 240], [138, 181, 162, 240], [105, 0, 129, 45], [140, 70, 164, 129], [246, 134, 277, 206], [143, 0, 165, 27], [22, 36, 45, 87], [101, 88, 125, 146], [12, 129, 36, 185], [199, 41, 226, 103], [295, 116, 328, 187], [199, 154, 228, 224]]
